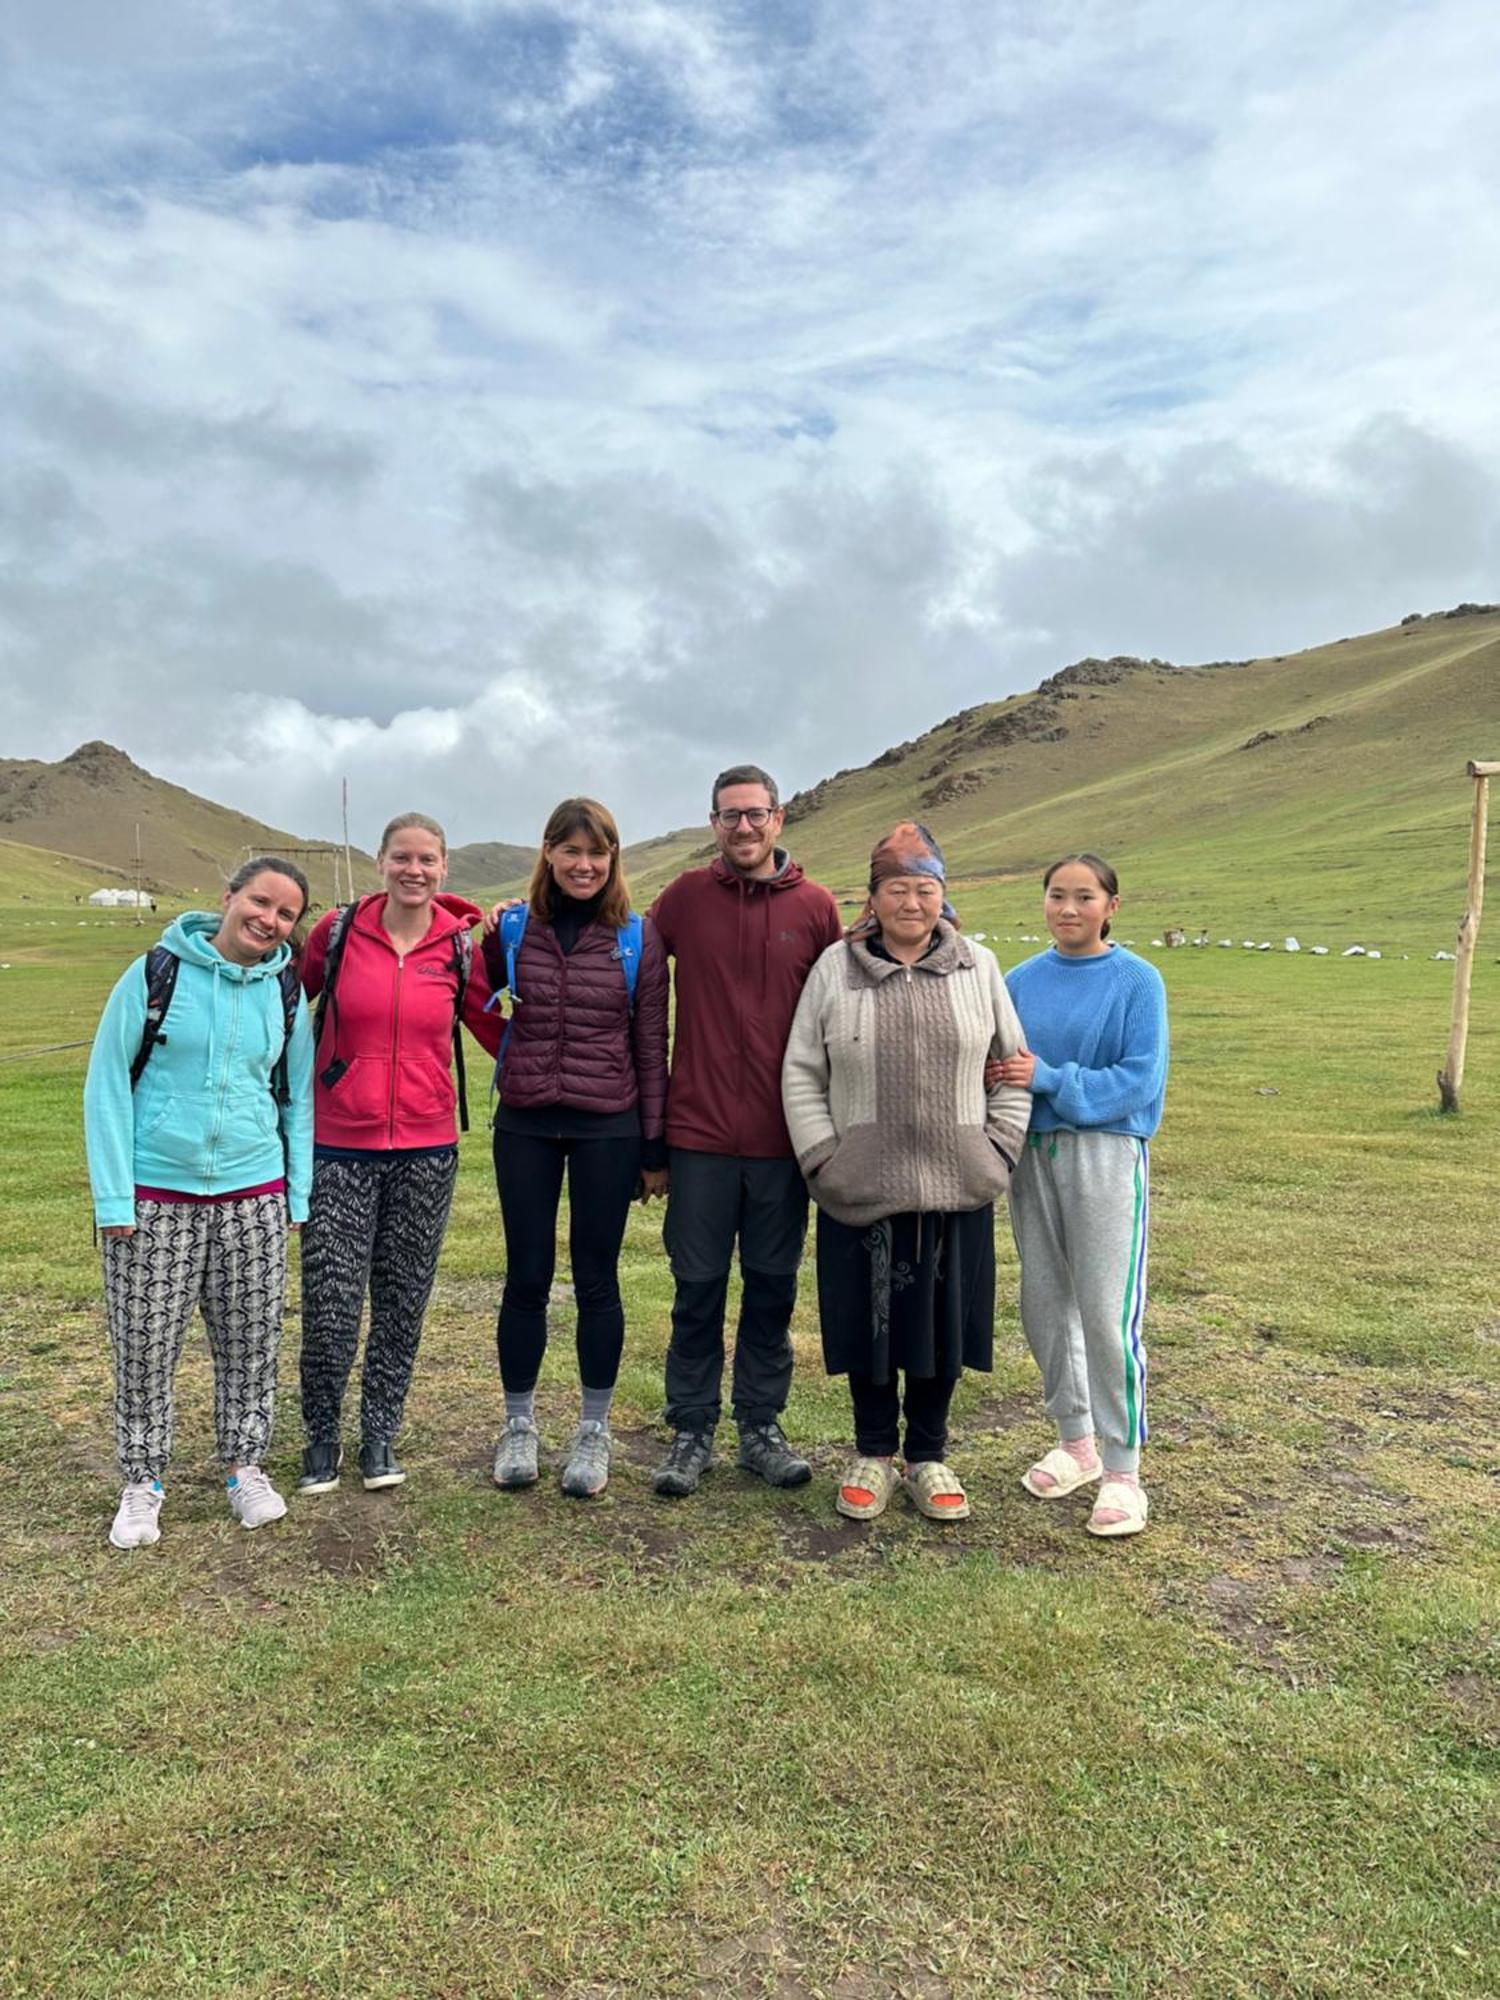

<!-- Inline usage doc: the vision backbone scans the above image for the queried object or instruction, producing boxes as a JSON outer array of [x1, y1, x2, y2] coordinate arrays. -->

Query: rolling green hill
[[0, 741, 376, 907], [617, 606, 1500, 948]]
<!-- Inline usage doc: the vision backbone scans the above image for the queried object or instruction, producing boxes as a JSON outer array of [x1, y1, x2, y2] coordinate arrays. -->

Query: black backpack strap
[[270, 961, 303, 1103], [451, 930, 473, 1133], [129, 948, 180, 1090], [310, 902, 358, 1061]]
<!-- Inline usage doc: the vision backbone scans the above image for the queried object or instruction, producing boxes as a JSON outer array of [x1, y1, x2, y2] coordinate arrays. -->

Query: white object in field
[[1243, 940, 1256, 949], [1311, 946, 1329, 956], [1259, 942, 1272, 951], [1285, 937, 1300, 952], [1368, 950, 1383, 960], [1434, 950, 1456, 961], [1343, 945, 1366, 957], [1219, 939, 1233, 948], [1151, 938, 1164, 948]]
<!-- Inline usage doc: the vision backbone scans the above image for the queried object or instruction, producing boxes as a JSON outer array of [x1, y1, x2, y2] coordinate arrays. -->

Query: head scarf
[[850, 821, 958, 934]]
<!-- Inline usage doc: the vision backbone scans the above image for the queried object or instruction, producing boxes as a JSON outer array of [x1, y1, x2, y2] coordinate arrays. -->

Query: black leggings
[[494, 1128, 641, 1393], [848, 1371, 957, 1465]]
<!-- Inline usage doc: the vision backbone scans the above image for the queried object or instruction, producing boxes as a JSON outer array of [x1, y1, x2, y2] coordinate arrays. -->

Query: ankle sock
[[580, 1384, 614, 1428], [505, 1389, 537, 1427]]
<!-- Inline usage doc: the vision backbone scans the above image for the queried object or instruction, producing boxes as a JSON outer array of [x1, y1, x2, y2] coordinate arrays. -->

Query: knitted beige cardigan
[[781, 922, 1032, 1228]]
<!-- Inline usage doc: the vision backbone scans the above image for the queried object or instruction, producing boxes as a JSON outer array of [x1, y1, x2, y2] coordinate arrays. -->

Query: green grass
[[2, 899, 1497, 1997]]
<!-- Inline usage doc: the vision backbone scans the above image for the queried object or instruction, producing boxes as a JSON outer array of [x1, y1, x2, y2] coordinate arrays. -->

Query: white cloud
[[2, 1, 1498, 847]]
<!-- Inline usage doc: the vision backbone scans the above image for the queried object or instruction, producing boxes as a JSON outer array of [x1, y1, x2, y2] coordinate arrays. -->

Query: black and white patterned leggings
[[102, 1195, 288, 1484], [299, 1149, 458, 1448]]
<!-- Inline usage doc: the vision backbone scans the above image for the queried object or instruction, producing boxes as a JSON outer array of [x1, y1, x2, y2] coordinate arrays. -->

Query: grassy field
[[1, 894, 1497, 1998]]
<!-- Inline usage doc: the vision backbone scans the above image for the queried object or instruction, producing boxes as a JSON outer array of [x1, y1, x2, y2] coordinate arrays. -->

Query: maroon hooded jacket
[[302, 892, 501, 1151], [481, 914, 669, 1136], [650, 854, 842, 1158]]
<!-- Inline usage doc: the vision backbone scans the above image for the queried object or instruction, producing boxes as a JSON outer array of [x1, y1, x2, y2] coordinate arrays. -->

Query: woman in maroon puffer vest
[[483, 797, 669, 1500]]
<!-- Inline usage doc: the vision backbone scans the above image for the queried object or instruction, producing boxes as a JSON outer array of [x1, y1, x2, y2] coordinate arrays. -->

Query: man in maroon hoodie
[[650, 765, 843, 1496]]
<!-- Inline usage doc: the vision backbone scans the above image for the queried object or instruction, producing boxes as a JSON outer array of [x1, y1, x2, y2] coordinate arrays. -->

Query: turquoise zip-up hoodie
[[84, 912, 315, 1230]]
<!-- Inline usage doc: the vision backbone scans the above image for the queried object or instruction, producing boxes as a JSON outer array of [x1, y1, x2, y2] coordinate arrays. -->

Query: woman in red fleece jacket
[[484, 797, 669, 1501], [296, 812, 501, 1496]]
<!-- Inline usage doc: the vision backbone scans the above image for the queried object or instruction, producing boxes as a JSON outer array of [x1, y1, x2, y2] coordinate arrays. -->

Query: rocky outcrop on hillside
[[1240, 715, 1333, 751], [1401, 603, 1500, 626]]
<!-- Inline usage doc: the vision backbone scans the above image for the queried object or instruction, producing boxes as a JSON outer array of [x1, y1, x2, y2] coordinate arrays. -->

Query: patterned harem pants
[[299, 1149, 458, 1448], [101, 1195, 288, 1484]]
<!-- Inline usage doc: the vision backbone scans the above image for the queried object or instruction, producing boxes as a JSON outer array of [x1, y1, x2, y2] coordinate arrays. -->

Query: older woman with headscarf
[[781, 823, 1031, 1521]]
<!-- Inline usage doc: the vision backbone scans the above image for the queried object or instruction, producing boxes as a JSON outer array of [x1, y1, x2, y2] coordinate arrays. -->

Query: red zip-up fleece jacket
[[481, 915, 669, 1134], [650, 855, 842, 1158], [302, 893, 502, 1151]]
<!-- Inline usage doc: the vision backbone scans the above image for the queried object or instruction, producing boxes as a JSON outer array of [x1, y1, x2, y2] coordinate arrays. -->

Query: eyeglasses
[[711, 807, 775, 829]]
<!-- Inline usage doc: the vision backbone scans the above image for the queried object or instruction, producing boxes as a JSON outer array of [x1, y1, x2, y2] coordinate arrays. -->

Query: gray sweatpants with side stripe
[[1007, 1131, 1149, 1475]]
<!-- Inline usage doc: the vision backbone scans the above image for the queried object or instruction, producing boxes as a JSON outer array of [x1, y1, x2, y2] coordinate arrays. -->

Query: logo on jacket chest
[[416, 964, 452, 978]]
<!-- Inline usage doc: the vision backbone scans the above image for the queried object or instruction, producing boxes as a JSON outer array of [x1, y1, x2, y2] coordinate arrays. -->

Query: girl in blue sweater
[[84, 859, 315, 1550], [998, 855, 1168, 1538]]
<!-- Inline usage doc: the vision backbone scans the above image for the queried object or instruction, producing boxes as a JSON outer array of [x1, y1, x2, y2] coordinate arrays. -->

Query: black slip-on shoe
[[297, 1443, 343, 1495], [359, 1440, 406, 1490]]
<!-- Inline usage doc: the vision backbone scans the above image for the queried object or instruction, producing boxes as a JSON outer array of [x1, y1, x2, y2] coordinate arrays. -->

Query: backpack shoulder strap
[[311, 901, 358, 1053], [615, 913, 644, 1012], [499, 904, 529, 1006], [270, 961, 303, 1104], [450, 929, 473, 1133], [129, 947, 180, 1089]]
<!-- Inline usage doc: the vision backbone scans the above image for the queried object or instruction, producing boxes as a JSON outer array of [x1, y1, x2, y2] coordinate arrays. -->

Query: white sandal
[[1086, 1479, 1149, 1538], [1021, 1446, 1103, 1500]]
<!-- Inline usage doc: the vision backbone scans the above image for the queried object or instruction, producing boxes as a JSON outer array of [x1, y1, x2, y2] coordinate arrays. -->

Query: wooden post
[[1437, 759, 1497, 1112]]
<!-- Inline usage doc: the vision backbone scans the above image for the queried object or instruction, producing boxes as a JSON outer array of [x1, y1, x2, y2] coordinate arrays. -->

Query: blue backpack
[[491, 904, 643, 1077]]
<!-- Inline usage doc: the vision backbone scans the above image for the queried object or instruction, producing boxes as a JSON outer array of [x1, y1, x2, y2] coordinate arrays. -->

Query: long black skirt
[[816, 1205, 996, 1385]]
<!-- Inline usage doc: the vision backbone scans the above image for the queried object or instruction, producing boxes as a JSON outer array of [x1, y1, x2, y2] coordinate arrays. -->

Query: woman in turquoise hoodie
[[84, 857, 315, 1550]]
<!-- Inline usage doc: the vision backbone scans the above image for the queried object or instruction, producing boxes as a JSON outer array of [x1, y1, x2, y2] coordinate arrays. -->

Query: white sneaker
[[226, 1465, 288, 1530], [109, 1479, 164, 1550]]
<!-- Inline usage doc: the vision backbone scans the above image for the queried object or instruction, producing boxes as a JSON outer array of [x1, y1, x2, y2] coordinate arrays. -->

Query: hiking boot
[[226, 1466, 288, 1530], [109, 1479, 164, 1550], [560, 1420, 612, 1499], [359, 1440, 406, 1490], [493, 1415, 540, 1489], [653, 1428, 714, 1498], [737, 1420, 812, 1489], [297, 1442, 343, 1495]]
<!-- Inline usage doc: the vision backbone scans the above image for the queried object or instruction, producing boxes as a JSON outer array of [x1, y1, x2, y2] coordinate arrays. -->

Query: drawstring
[[204, 962, 223, 1086]]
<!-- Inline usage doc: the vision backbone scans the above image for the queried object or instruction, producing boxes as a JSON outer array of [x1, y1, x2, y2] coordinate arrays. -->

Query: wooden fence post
[[1437, 759, 1498, 1112]]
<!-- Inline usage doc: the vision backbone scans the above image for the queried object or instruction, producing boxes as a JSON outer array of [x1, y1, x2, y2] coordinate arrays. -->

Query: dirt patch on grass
[[1444, 1671, 1500, 1746], [955, 1389, 1036, 1435], [695, 1923, 952, 2000], [303, 1495, 416, 1577]]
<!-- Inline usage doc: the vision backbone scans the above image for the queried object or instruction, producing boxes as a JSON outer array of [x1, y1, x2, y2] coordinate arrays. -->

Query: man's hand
[[638, 1167, 669, 1203]]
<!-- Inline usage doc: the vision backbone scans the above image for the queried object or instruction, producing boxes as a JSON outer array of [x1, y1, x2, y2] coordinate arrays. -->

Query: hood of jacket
[[708, 851, 809, 895], [162, 909, 294, 980]]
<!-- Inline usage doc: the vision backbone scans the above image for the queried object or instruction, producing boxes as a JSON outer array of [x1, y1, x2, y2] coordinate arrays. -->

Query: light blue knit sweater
[[1004, 945, 1168, 1138]]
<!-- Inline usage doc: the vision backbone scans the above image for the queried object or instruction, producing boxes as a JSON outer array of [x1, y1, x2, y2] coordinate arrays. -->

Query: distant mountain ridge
[[5, 603, 1497, 940]]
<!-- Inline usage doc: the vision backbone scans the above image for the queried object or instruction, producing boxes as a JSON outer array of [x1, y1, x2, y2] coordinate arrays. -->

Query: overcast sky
[[3, 1, 1498, 848]]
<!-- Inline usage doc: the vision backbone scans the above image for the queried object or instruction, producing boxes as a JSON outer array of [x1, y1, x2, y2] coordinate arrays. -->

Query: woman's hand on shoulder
[[482, 897, 526, 937], [990, 1048, 1035, 1089]]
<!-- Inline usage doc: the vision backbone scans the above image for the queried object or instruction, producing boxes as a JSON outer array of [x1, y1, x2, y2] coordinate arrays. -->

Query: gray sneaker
[[737, 1420, 812, 1489], [109, 1479, 164, 1550], [493, 1415, 540, 1489], [226, 1465, 287, 1530], [560, 1420, 612, 1499], [653, 1428, 714, 1498]]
